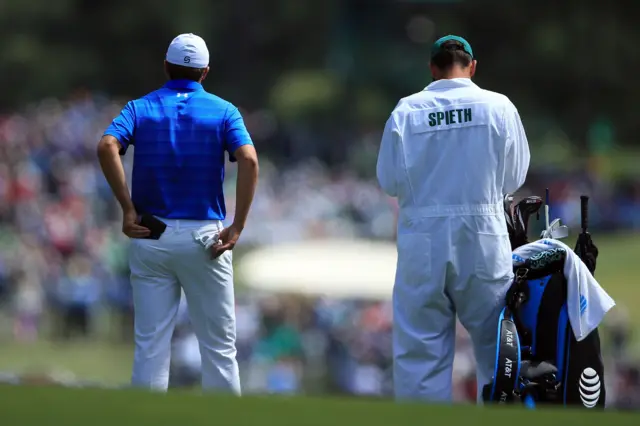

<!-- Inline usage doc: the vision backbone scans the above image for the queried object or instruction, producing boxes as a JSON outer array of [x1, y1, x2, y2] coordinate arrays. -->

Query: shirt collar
[[163, 79, 204, 92], [424, 78, 477, 91]]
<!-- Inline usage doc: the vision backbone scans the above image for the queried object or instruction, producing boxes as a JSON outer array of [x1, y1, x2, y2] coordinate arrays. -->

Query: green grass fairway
[[0, 386, 638, 426], [588, 233, 640, 331], [0, 341, 132, 385]]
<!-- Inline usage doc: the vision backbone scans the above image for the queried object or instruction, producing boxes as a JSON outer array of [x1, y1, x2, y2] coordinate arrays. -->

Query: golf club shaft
[[545, 188, 550, 230]]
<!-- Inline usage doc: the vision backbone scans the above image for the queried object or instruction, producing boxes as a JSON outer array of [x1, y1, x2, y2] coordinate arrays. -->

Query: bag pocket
[[396, 233, 431, 286], [475, 232, 512, 281]]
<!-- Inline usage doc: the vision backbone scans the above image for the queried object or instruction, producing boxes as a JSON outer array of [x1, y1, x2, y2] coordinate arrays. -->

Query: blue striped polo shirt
[[104, 79, 253, 220]]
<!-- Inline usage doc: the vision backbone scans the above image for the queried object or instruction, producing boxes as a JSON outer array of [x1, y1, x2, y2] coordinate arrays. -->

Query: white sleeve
[[504, 105, 531, 194], [376, 115, 400, 197]]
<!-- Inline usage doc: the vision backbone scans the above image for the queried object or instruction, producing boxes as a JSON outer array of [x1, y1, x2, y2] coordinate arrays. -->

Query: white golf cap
[[166, 33, 209, 68]]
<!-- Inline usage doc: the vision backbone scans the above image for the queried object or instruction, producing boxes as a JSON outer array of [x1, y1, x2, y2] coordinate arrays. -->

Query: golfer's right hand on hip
[[211, 224, 242, 259], [122, 208, 151, 239]]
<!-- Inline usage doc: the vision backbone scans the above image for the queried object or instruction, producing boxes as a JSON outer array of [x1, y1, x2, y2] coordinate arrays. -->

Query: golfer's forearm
[[97, 136, 135, 213], [233, 153, 259, 230]]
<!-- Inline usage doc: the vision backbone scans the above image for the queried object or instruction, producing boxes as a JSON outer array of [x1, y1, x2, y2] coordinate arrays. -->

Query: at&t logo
[[579, 367, 601, 408]]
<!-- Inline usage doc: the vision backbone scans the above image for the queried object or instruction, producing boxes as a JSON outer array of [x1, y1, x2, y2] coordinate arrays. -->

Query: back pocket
[[475, 233, 512, 282], [396, 233, 431, 286]]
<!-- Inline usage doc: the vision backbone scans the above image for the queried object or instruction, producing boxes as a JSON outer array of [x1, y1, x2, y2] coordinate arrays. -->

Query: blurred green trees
[[1, 0, 639, 153]]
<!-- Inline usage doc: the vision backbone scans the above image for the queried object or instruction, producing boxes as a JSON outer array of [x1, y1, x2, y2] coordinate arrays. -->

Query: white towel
[[512, 239, 615, 342], [191, 224, 221, 250]]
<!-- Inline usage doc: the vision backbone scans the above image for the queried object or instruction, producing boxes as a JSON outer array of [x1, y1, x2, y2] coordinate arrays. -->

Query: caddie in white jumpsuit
[[376, 35, 531, 402]]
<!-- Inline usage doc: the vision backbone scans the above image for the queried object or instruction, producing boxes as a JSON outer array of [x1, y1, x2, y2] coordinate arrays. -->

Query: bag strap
[[506, 267, 532, 351], [487, 306, 522, 403]]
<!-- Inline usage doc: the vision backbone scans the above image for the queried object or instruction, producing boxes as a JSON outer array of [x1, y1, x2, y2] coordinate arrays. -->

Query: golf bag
[[482, 195, 605, 409]]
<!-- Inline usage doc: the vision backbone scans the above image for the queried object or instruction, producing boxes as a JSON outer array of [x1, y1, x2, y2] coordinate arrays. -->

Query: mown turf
[[0, 385, 638, 426], [589, 232, 640, 341], [0, 340, 132, 385]]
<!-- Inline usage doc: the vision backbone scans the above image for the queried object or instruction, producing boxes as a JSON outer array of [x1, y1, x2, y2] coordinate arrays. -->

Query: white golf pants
[[128, 218, 240, 394]]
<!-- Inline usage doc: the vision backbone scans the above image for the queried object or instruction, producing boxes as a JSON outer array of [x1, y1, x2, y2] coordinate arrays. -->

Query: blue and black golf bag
[[482, 195, 605, 409]]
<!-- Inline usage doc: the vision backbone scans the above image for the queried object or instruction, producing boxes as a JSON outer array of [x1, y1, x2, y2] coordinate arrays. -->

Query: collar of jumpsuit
[[424, 77, 477, 91]]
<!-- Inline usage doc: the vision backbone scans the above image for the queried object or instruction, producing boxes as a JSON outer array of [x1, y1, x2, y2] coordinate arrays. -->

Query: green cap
[[431, 35, 474, 59]]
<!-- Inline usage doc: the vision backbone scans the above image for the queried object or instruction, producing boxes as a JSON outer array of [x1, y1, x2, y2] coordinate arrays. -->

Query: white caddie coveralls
[[377, 78, 530, 402]]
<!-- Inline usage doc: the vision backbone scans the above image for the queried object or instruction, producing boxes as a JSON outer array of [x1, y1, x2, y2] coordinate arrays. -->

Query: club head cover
[[575, 233, 598, 274], [503, 194, 517, 248], [511, 196, 543, 249]]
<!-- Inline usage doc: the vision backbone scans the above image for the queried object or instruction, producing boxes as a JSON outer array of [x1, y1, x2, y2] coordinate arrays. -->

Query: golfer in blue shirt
[[97, 33, 259, 394]]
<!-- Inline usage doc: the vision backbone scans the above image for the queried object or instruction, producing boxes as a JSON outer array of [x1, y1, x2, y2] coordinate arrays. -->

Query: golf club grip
[[545, 188, 550, 206], [580, 195, 589, 232]]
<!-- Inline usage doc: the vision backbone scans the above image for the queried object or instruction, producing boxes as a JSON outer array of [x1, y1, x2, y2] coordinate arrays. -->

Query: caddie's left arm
[[504, 105, 531, 194], [376, 114, 400, 197]]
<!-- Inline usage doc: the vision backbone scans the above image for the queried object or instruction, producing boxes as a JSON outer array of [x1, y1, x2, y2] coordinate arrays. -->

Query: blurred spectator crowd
[[170, 292, 479, 401], [0, 95, 639, 408]]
